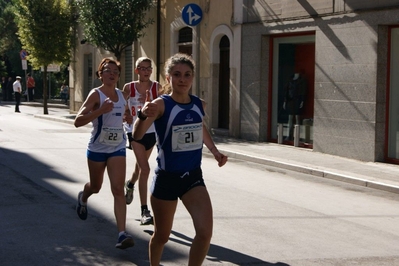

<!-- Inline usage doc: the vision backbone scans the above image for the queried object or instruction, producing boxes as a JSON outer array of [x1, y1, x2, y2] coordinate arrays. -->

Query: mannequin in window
[[283, 73, 307, 140]]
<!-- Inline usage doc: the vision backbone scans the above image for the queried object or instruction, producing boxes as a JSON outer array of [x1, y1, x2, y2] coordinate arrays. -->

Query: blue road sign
[[20, 50, 28, 60], [182, 3, 203, 26]]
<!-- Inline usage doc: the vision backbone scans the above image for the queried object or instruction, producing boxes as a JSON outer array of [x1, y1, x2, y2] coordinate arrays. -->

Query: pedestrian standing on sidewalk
[[122, 57, 160, 226], [60, 82, 69, 104], [13, 76, 22, 113], [26, 73, 35, 101], [133, 53, 228, 265], [74, 58, 134, 249]]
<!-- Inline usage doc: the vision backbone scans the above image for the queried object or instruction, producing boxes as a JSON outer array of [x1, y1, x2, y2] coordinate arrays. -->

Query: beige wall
[[157, 0, 239, 134], [132, 7, 158, 84], [69, 26, 117, 112], [70, 1, 241, 136]]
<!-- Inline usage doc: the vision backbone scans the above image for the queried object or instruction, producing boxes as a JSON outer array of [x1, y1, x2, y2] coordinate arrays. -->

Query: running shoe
[[76, 191, 87, 220], [115, 232, 135, 249], [125, 181, 134, 205], [141, 209, 154, 225]]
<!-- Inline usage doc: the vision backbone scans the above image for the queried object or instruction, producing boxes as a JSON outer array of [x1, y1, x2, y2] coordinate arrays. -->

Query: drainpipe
[[156, 0, 161, 81], [196, 24, 200, 96]]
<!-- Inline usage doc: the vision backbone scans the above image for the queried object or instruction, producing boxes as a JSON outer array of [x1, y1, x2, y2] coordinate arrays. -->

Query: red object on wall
[[294, 43, 315, 119]]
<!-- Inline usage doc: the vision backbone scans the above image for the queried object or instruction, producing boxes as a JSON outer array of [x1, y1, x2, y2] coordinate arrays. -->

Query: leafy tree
[[77, 0, 154, 61], [0, 2, 19, 52], [14, 0, 73, 114], [0, 1, 22, 78], [0, 59, 7, 77]]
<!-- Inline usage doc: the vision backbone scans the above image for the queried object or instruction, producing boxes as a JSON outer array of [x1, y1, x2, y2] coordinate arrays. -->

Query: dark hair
[[97, 58, 121, 81], [164, 53, 195, 76]]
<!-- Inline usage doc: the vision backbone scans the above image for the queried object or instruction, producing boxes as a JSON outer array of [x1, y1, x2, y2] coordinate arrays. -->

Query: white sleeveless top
[[88, 88, 127, 153], [124, 81, 159, 134]]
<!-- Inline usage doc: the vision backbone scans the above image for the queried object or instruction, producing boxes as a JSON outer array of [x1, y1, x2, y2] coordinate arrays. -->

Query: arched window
[[219, 35, 230, 49], [178, 27, 193, 56]]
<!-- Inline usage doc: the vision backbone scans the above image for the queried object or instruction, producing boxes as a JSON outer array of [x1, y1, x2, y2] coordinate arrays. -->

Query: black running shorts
[[127, 132, 156, 151], [151, 167, 205, 200]]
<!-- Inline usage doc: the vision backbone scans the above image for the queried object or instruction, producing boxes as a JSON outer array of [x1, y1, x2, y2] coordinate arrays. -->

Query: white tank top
[[124, 81, 159, 133], [88, 88, 127, 153]]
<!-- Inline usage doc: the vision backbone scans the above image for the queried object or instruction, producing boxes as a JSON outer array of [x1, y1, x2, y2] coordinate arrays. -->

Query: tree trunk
[[43, 67, 48, 115]]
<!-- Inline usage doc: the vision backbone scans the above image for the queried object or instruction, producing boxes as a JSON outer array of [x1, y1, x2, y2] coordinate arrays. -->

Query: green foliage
[[14, 0, 74, 114], [0, 1, 22, 79], [15, 0, 72, 69], [0, 2, 21, 54], [1, 46, 23, 79], [0, 59, 7, 77], [77, 0, 154, 61]]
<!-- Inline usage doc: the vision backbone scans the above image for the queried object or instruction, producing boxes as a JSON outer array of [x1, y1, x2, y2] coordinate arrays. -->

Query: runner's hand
[[211, 147, 228, 167], [215, 152, 228, 167], [141, 90, 157, 117], [101, 97, 114, 114]]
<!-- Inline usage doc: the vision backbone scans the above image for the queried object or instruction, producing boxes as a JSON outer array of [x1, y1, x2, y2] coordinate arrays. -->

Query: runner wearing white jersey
[[74, 58, 134, 249], [122, 57, 160, 225]]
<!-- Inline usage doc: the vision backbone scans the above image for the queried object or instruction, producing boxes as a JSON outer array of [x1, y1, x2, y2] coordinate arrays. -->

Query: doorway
[[218, 35, 230, 129], [270, 34, 315, 146]]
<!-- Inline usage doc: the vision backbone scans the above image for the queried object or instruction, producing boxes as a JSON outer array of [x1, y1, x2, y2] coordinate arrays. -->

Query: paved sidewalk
[[28, 101, 399, 195], [206, 136, 399, 194]]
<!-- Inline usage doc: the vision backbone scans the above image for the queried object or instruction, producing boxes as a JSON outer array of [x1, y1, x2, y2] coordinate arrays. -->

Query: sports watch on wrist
[[137, 109, 147, 120]]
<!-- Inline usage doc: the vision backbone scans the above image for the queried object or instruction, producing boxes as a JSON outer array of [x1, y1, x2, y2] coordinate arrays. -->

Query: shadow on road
[[143, 230, 290, 265], [0, 147, 187, 265], [0, 144, 290, 265]]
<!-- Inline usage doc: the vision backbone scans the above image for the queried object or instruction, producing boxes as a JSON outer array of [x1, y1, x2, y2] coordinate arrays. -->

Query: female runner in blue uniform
[[133, 53, 228, 265], [74, 58, 134, 249]]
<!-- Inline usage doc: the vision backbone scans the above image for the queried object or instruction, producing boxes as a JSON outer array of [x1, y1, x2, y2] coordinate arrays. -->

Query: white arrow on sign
[[186, 6, 201, 25]]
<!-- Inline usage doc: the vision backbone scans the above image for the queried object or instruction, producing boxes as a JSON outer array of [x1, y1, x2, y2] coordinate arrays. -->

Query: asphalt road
[[1, 103, 399, 266]]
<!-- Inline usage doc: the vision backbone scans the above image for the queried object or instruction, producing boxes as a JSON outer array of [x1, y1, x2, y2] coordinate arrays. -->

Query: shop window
[[271, 35, 315, 147]]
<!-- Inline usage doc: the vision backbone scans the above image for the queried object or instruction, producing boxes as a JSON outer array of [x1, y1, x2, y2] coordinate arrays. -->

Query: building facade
[[69, 0, 240, 137], [69, 0, 399, 164], [239, 0, 399, 163]]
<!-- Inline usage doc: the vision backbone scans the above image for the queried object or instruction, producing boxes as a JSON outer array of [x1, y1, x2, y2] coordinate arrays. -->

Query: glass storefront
[[271, 35, 315, 147]]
